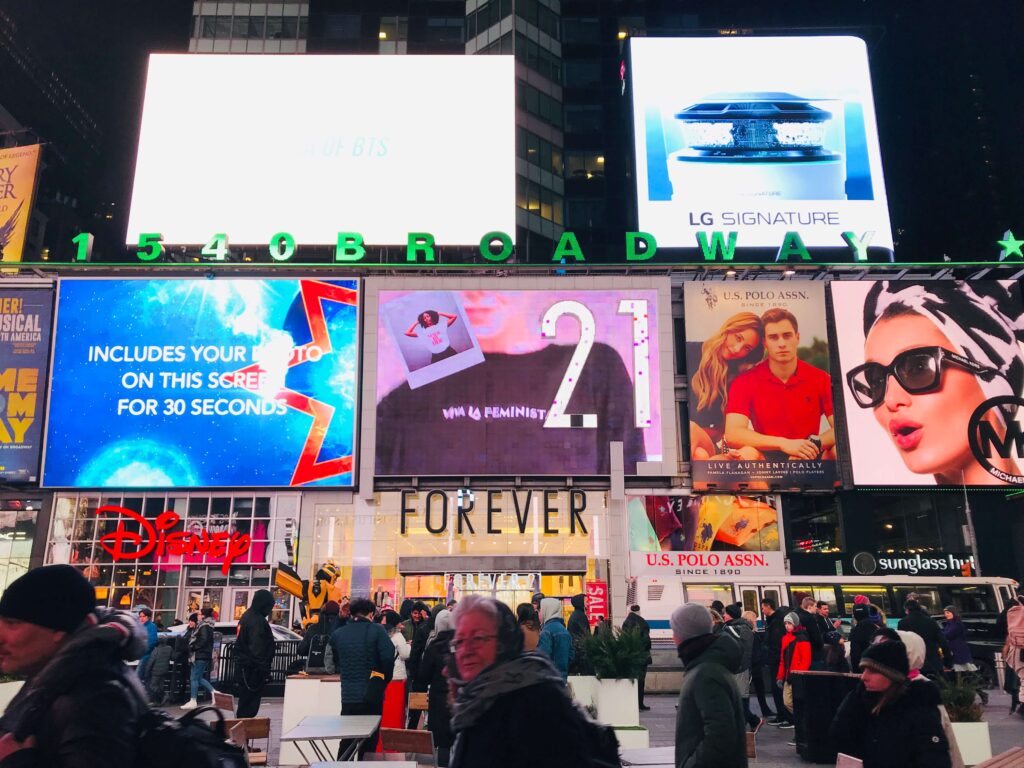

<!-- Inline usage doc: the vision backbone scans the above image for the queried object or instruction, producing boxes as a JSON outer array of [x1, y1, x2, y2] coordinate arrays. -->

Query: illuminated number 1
[[541, 301, 597, 429], [618, 299, 652, 427]]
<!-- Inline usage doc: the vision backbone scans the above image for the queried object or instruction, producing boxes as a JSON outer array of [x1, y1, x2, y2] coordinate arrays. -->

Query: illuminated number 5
[[618, 299, 651, 427], [541, 301, 597, 429]]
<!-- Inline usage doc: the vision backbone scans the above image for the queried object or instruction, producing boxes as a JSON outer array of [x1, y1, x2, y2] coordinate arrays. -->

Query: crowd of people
[[0, 564, 1019, 768]]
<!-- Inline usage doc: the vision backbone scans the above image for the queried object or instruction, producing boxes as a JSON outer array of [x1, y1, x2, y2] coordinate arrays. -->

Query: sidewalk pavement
[[176, 686, 1024, 766]]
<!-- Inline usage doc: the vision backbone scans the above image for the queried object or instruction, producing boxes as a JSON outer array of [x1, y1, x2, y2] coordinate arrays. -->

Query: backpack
[[136, 705, 247, 768], [305, 632, 336, 673]]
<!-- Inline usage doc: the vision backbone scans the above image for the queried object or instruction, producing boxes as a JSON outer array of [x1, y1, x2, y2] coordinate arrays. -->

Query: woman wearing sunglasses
[[845, 281, 1024, 485]]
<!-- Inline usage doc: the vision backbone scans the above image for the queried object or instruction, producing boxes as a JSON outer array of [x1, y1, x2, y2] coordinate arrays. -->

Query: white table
[[281, 676, 343, 764], [280, 714, 381, 763], [620, 746, 675, 765]]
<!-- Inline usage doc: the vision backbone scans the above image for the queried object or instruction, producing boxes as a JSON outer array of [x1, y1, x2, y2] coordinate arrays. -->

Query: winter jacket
[[750, 629, 770, 669], [674, 632, 748, 768], [829, 678, 951, 768], [391, 630, 411, 681], [407, 619, 431, 690], [418, 629, 455, 749], [898, 607, 951, 677], [850, 607, 879, 671], [138, 619, 159, 673], [724, 618, 754, 673], [329, 616, 396, 705], [763, 607, 790, 660], [0, 609, 148, 768], [941, 619, 973, 666], [566, 594, 590, 640], [537, 599, 573, 680], [778, 627, 812, 682], [623, 611, 653, 665], [796, 607, 823, 656], [190, 618, 215, 662], [235, 590, 276, 673]]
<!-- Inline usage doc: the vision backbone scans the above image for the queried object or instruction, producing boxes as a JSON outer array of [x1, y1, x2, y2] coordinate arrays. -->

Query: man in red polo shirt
[[724, 308, 835, 460]]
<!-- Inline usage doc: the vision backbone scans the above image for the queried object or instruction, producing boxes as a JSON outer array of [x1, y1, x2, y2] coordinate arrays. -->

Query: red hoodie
[[778, 626, 812, 682]]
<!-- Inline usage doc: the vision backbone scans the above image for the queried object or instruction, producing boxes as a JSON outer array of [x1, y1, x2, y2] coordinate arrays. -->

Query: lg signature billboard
[[832, 280, 1024, 486], [44, 279, 359, 487], [371, 279, 674, 476]]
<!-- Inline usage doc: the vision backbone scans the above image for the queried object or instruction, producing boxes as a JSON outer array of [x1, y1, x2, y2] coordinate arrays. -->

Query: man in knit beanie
[[671, 603, 748, 768], [0, 565, 148, 766]]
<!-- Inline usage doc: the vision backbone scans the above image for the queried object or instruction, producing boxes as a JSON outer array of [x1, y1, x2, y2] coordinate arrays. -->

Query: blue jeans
[[190, 659, 216, 701]]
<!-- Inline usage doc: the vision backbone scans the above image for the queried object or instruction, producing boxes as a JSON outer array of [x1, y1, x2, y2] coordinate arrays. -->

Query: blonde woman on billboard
[[845, 281, 1024, 485], [688, 311, 763, 459]]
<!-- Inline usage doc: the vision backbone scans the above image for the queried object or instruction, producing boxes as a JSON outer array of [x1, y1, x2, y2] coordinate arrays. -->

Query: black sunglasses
[[845, 346, 1000, 409]]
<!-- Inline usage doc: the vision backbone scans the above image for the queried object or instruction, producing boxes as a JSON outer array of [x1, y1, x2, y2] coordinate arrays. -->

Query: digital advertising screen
[[628, 494, 785, 578], [630, 37, 893, 257], [44, 279, 359, 488], [0, 288, 52, 482], [372, 281, 672, 476], [684, 281, 838, 489], [126, 55, 515, 246], [832, 280, 1024, 487]]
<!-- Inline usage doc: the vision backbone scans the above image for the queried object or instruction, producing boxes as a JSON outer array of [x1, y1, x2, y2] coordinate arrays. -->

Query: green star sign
[[998, 230, 1024, 260]]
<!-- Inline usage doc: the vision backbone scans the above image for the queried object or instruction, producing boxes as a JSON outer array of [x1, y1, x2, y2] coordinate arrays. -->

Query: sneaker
[[778, 722, 795, 730], [766, 717, 784, 725], [180, 699, 198, 710], [639, 705, 651, 711], [751, 717, 765, 735]]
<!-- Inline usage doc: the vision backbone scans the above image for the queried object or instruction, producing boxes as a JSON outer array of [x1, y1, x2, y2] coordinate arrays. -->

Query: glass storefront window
[[786, 496, 843, 554]]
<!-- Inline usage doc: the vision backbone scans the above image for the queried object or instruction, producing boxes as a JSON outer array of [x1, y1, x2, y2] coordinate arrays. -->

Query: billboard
[[44, 279, 359, 487], [684, 281, 837, 489], [832, 280, 1024, 486], [630, 37, 893, 258], [628, 494, 784, 578], [373, 282, 671, 476], [0, 289, 51, 482], [0, 145, 41, 263], [126, 55, 515, 246]]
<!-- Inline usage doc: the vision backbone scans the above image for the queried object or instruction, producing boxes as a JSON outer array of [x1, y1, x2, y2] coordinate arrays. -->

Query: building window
[[872, 495, 962, 556], [323, 13, 361, 40], [232, 16, 265, 39], [479, 33, 513, 55], [515, 34, 561, 83], [467, 0, 511, 40], [564, 105, 602, 133], [565, 151, 604, 179], [563, 59, 601, 89], [786, 495, 843, 554], [562, 17, 600, 43], [517, 81, 562, 129], [200, 16, 232, 39], [516, 129, 562, 176], [565, 198, 605, 229], [516, 176, 561, 223], [516, 0, 559, 40], [423, 17, 463, 45]]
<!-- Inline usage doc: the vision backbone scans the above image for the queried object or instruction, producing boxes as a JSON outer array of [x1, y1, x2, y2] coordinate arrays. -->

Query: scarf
[[0, 608, 147, 741], [450, 652, 565, 732], [676, 633, 717, 667]]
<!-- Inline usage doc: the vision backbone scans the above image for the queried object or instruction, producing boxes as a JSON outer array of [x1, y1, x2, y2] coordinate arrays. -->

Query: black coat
[[235, 606, 275, 673], [190, 621, 214, 662], [450, 680, 591, 768], [796, 608, 824, 655], [418, 630, 455, 749], [829, 679, 951, 768], [407, 620, 431, 691], [849, 616, 879, 671], [897, 608, 950, 677], [764, 607, 790, 660], [622, 611, 652, 664]]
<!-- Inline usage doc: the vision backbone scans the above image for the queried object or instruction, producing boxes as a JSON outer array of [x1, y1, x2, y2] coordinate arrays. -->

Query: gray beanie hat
[[670, 603, 712, 644], [784, 612, 800, 627]]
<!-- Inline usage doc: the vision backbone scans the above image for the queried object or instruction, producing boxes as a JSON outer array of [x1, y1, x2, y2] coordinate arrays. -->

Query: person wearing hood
[[181, 606, 216, 709], [0, 564, 149, 767], [724, 603, 760, 732], [672, 603, 748, 768], [776, 612, 810, 732], [448, 596, 600, 768], [850, 603, 880, 671], [829, 640, 951, 768], [897, 599, 950, 679], [235, 588, 276, 718], [418, 609, 456, 766], [536, 597, 573, 680], [623, 604, 652, 710], [566, 594, 590, 675]]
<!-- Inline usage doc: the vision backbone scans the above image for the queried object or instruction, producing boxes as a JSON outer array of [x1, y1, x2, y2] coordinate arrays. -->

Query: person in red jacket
[[776, 612, 811, 734]]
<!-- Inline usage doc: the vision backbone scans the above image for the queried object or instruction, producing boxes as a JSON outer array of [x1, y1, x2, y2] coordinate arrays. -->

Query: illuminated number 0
[[541, 301, 597, 429], [618, 299, 651, 427]]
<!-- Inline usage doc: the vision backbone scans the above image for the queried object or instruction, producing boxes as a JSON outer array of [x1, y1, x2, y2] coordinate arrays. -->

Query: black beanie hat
[[860, 639, 910, 683], [724, 603, 743, 620], [0, 565, 96, 633]]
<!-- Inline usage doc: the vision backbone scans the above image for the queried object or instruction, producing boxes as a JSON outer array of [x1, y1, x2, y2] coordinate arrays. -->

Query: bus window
[[789, 585, 838, 615], [763, 587, 782, 611], [739, 588, 759, 616], [838, 585, 891, 616], [894, 586, 941, 614], [947, 585, 996, 614], [683, 584, 734, 611]]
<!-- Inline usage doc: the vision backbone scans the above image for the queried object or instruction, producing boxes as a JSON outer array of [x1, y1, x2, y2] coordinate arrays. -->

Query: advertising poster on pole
[[832, 280, 1024, 486], [628, 494, 785, 579], [0, 288, 51, 482], [44, 278, 359, 488], [683, 281, 838, 490], [0, 145, 42, 263]]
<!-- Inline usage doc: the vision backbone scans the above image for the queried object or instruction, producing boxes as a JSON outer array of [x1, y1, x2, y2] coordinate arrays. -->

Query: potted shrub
[[582, 627, 649, 731], [941, 673, 992, 766]]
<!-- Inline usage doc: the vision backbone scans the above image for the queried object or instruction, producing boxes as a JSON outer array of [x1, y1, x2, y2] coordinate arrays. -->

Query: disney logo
[[96, 505, 251, 575]]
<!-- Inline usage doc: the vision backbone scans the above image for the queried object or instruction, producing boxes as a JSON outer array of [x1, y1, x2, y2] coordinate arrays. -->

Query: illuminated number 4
[[540, 299, 651, 429], [202, 233, 230, 261]]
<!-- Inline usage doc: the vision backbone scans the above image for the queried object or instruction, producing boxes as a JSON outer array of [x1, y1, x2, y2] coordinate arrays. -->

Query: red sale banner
[[585, 579, 608, 627]]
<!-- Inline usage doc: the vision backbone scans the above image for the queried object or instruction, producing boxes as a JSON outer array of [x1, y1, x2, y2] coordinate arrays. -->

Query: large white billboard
[[127, 55, 515, 246], [630, 37, 893, 255]]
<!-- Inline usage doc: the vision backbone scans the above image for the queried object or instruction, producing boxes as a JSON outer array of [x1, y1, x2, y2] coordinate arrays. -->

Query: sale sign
[[585, 579, 608, 627]]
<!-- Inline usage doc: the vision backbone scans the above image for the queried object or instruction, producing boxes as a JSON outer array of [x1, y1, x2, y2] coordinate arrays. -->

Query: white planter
[[950, 722, 992, 766], [568, 675, 598, 710], [0, 681, 22, 714], [595, 678, 639, 727], [613, 727, 650, 749]]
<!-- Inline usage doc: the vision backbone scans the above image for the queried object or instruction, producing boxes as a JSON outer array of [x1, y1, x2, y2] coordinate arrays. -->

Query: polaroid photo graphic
[[380, 290, 485, 389]]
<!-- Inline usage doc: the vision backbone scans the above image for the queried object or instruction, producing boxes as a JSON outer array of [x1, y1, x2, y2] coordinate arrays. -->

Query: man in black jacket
[[795, 596, 824, 666], [235, 589, 276, 717], [622, 604, 652, 710], [405, 601, 431, 728], [0, 565, 148, 767], [897, 599, 951, 678], [566, 594, 591, 675], [761, 597, 790, 724]]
